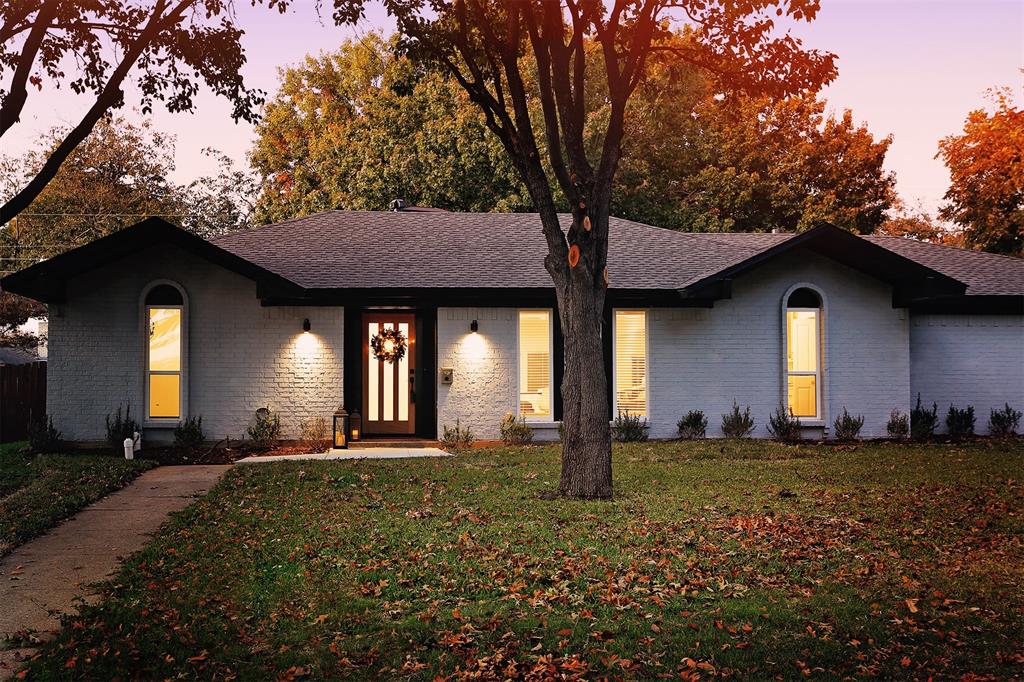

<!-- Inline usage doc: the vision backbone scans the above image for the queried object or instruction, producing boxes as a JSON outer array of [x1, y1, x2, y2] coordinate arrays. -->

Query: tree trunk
[[556, 266, 612, 499]]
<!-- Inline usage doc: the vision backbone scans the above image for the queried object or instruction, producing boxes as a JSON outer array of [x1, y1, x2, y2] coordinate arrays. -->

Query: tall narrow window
[[146, 284, 184, 420], [518, 310, 552, 420], [614, 310, 647, 418], [786, 288, 822, 419]]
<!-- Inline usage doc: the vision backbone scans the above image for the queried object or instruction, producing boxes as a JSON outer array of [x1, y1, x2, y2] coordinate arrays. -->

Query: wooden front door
[[362, 313, 416, 435]]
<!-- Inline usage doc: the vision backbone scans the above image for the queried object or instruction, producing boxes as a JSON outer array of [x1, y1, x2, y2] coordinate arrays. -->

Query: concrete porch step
[[350, 439, 441, 449]]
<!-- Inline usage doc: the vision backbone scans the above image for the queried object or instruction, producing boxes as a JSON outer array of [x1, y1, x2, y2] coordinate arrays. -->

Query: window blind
[[614, 310, 647, 417]]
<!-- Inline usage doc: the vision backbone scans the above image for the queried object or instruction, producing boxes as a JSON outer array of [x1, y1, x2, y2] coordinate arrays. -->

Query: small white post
[[123, 437, 134, 460]]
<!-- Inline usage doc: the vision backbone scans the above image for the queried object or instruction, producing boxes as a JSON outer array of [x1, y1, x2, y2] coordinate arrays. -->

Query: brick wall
[[909, 314, 1024, 434], [648, 248, 910, 438], [46, 244, 343, 443], [436, 307, 519, 440]]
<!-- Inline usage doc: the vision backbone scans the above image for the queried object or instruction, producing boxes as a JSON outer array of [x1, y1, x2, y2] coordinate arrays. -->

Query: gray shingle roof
[[863, 235, 1024, 296], [210, 210, 1023, 296]]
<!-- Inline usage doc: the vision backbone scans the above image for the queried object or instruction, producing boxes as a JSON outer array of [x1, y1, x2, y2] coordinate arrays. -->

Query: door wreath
[[370, 327, 407, 364]]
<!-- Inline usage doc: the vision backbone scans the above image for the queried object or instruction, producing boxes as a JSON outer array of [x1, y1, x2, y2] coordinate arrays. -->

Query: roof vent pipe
[[389, 198, 406, 211]]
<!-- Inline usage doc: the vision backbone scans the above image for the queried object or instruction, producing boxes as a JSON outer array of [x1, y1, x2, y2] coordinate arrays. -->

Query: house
[[1, 211, 1021, 444]]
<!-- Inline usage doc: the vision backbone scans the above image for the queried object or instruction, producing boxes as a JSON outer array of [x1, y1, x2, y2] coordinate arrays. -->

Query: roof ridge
[[867, 234, 1024, 264], [682, 230, 790, 253]]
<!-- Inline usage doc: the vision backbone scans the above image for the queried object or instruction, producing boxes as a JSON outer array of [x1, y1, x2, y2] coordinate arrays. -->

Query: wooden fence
[[0, 361, 46, 443]]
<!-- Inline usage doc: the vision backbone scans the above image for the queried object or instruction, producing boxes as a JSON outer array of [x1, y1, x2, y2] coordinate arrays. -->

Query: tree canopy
[[937, 87, 1023, 255], [250, 34, 531, 223], [253, 32, 891, 234]]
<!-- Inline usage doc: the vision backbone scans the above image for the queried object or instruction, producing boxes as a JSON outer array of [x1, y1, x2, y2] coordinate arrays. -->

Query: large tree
[[606, 59, 894, 233], [0, 0, 286, 224], [327, 0, 836, 498], [254, 32, 891, 234], [937, 87, 1023, 255], [251, 34, 530, 222]]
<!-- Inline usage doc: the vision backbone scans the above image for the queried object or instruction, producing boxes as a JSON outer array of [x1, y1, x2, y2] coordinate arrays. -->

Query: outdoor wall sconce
[[470, 319, 479, 333], [333, 406, 348, 449], [349, 409, 361, 442], [303, 318, 311, 333]]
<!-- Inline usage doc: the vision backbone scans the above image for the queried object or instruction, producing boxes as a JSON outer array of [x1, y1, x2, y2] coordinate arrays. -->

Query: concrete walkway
[[0, 465, 226, 678], [237, 447, 450, 463]]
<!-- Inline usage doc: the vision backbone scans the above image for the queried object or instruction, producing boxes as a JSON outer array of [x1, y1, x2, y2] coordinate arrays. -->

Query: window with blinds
[[614, 310, 647, 418], [785, 287, 822, 419], [518, 310, 552, 420]]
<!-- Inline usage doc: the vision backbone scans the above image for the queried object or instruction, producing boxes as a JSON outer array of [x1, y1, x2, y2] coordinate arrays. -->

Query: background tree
[[0, 116, 252, 274], [251, 34, 530, 223], [602, 46, 894, 233], [1, 117, 181, 269], [327, 0, 836, 498], [0, 291, 45, 353], [876, 198, 964, 246], [937, 87, 1023, 255], [0, 0, 288, 223]]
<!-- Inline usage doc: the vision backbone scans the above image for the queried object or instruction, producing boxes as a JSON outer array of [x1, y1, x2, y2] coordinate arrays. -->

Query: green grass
[[0, 441, 156, 556], [23, 439, 1024, 680]]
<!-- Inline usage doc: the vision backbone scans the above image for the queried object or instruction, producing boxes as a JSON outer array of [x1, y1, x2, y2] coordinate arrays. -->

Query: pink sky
[[6, 0, 1022, 217]]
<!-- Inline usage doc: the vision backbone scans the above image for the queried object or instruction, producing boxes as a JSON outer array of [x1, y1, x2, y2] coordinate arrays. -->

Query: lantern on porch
[[349, 409, 361, 443], [333, 406, 349, 449]]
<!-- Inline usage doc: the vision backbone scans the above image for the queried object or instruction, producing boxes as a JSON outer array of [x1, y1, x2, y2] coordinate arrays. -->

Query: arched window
[[144, 283, 186, 421], [785, 287, 822, 419]]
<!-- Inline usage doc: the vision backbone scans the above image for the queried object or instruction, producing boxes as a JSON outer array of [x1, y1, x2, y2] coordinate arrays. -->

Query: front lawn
[[0, 441, 156, 556], [24, 439, 1024, 680]]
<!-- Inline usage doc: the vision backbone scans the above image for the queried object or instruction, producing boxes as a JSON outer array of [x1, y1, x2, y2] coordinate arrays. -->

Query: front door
[[362, 313, 416, 435]]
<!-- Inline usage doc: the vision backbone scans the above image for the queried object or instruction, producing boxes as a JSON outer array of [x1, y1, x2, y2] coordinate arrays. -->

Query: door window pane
[[367, 323, 379, 422], [614, 310, 647, 417], [518, 310, 551, 419]]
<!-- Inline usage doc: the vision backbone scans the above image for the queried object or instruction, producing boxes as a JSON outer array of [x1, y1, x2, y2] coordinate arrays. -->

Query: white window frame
[[781, 283, 826, 424], [612, 308, 649, 419], [516, 308, 554, 422], [140, 280, 188, 427]]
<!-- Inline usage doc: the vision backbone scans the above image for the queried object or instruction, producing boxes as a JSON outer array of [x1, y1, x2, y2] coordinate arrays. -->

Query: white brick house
[[2, 211, 1021, 443]]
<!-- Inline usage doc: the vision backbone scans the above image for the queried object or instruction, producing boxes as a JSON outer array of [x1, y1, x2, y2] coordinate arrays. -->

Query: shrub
[[499, 413, 534, 446], [989, 403, 1022, 437], [767, 405, 802, 443], [612, 410, 648, 442], [677, 410, 708, 440], [105, 404, 139, 453], [886, 409, 909, 439], [173, 416, 205, 448], [910, 394, 938, 440], [441, 418, 475, 451], [946, 404, 976, 438], [247, 408, 282, 447], [721, 401, 755, 438], [832, 408, 865, 441], [28, 415, 62, 453], [298, 416, 331, 452]]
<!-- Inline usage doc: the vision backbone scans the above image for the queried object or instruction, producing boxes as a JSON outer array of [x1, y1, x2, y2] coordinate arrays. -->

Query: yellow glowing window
[[518, 310, 552, 420], [145, 283, 184, 419], [785, 288, 821, 419], [614, 310, 647, 418]]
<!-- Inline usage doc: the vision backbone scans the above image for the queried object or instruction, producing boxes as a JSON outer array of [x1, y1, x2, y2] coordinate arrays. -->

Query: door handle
[[409, 368, 416, 404]]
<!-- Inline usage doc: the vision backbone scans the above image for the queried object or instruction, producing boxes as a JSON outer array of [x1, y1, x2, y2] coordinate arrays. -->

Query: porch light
[[303, 318, 311, 333], [349, 409, 361, 442], [333, 406, 349, 449], [470, 319, 479, 333]]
